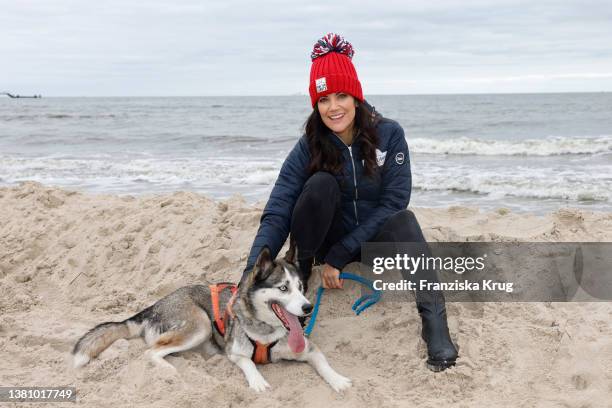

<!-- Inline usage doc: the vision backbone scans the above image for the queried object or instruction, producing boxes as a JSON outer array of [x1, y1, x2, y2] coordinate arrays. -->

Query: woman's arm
[[242, 136, 310, 280], [324, 122, 411, 270]]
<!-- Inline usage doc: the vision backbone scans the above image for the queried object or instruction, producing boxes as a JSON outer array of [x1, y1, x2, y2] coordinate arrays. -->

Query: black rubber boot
[[297, 258, 314, 328], [416, 290, 458, 372], [297, 257, 314, 295]]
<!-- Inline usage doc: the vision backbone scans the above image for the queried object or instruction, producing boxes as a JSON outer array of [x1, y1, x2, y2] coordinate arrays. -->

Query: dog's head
[[242, 240, 312, 334]]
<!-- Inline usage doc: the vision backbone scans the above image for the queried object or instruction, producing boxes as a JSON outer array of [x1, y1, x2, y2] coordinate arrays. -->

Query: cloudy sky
[[2, 0, 612, 96]]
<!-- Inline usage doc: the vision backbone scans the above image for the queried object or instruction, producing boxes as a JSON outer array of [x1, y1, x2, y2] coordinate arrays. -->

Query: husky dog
[[72, 244, 351, 393]]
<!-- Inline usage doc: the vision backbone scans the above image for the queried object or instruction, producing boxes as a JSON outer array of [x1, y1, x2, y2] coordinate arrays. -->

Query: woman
[[242, 33, 458, 371]]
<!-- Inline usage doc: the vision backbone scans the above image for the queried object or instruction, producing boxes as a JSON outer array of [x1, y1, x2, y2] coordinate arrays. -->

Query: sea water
[[1, 93, 611, 213]]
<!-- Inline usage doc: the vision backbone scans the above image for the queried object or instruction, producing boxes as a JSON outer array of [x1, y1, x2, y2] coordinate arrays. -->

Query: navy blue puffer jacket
[[243, 104, 411, 277]]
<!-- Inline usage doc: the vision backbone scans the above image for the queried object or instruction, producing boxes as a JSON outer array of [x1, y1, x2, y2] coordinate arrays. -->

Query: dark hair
[[304, 102, 379, 176]]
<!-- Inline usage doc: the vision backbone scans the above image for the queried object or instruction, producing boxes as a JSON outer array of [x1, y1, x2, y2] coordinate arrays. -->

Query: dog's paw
[[248, 376, 271, 393], [327, 373, 352, 393], [144, 350, 178, 374]]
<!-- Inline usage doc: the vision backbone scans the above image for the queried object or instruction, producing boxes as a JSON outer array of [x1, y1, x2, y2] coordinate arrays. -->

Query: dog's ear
[[283, 235, 298, 265], [253, 246, 273, 281]]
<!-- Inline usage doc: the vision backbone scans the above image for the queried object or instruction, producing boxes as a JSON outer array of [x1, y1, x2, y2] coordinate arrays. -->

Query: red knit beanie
[[309, 33, 364, 107]]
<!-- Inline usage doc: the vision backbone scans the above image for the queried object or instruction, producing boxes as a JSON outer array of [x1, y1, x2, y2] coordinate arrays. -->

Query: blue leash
[[304, 272, 381, 337]]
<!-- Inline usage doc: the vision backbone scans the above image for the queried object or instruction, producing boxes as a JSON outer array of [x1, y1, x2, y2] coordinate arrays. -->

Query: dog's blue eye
[[279, 285, 288, 292]]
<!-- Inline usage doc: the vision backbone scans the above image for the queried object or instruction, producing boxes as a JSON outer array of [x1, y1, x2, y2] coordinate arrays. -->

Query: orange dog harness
[[209, 283, 277, 364]]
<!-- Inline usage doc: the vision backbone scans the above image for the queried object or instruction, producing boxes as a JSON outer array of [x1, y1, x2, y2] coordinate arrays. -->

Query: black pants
[[291, 172, 438, 295]]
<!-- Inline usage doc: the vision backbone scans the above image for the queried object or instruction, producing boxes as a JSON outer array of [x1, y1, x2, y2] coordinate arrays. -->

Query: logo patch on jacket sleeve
[[375, 149, 387, 166], [395, 152, 405, 165], [315, 77, 327, 93]]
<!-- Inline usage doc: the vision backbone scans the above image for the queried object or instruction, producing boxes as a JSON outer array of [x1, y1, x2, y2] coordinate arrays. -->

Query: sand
[[1, 181, 611, 407]]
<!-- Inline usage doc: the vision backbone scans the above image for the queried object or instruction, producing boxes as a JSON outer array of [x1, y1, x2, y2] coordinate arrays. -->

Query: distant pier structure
[[1, 91, 42, 98]]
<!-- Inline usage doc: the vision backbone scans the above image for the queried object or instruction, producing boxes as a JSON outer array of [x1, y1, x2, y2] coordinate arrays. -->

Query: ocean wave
[[1, 113, 119, 121], [413, 163, 612, 202], [198, 135, 296, 146], [409, 136, 612, 156], [1, 155, 610, 205], [0, 156, 282, 191]]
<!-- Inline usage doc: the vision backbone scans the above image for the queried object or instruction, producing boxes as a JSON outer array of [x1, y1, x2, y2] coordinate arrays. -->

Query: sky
[[2, 0, 612, 96]]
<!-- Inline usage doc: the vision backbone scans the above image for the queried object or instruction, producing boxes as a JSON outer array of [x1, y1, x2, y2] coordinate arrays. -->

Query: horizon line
[[8, 90, 612, 98]]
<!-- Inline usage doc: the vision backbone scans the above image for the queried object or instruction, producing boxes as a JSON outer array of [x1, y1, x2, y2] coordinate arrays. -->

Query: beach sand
[[1, 181, 611, 407]]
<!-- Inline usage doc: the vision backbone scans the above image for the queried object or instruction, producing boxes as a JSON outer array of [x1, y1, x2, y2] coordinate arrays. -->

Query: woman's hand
[[321, 263, 343, 289]]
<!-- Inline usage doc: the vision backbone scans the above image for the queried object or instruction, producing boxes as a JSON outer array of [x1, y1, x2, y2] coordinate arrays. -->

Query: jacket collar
[[362, 100, 382, 124], [329, 129, 351, 150]]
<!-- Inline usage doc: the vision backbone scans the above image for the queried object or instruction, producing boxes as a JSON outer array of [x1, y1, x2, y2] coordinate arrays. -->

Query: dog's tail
[[72, 316, 142, 368]]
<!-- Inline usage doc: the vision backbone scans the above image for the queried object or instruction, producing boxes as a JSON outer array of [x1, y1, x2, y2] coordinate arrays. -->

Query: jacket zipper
[[333, 132, 359, 226], [347, 146, 359, 225]]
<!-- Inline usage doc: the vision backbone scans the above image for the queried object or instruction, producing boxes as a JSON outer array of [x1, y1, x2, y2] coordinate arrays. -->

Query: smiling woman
[[242, 32, 458, 372], [317, 93, 357, 142]]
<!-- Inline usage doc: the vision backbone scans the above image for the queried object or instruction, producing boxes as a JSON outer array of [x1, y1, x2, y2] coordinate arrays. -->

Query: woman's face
[[317, 92, 357, 140]]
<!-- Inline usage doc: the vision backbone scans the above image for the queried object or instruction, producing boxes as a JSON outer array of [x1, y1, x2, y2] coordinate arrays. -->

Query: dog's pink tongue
[[282, 309, 305, 353]]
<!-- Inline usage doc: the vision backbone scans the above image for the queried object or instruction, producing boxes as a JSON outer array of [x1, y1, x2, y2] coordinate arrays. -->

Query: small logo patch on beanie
[[315, 77, 327, 93]]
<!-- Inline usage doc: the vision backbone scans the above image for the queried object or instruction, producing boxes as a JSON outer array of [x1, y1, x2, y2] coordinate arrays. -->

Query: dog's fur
[[72, 244, 351, 392]]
